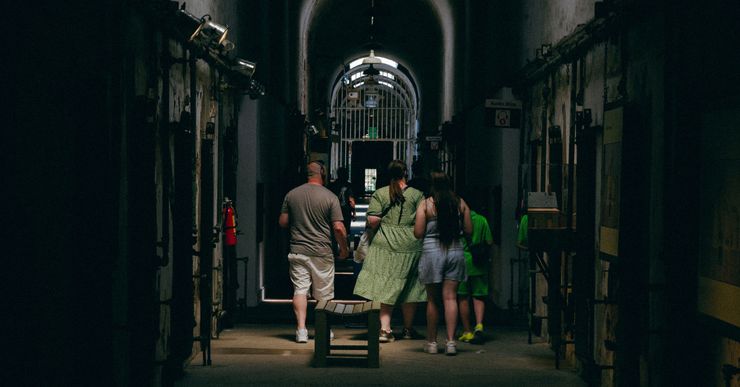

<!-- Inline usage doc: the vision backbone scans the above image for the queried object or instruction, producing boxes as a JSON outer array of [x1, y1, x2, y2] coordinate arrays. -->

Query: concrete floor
[[175, 323, 587, 386]]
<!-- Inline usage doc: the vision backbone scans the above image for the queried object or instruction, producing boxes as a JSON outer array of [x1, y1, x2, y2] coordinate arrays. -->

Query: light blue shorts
[[417, 239, 467, 285]]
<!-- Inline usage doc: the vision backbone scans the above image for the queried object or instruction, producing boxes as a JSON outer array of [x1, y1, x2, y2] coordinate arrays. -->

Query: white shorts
[[288, 253, 335, 300]]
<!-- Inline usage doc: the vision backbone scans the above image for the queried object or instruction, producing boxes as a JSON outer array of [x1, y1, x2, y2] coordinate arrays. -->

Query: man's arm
[[348, 195, 356, 219], [278, 213, 289, 228], [332, 220, 349, 259]]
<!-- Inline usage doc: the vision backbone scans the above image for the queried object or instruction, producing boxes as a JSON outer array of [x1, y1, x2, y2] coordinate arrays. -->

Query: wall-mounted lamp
[[232, 58, 256, 79], [195, 17, 229, 47], [174, 8, 229, 49]]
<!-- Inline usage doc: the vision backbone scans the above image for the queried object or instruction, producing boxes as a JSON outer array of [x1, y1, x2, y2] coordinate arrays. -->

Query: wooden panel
[[316, 300, 329, 311], [326, 301, 338, 313]]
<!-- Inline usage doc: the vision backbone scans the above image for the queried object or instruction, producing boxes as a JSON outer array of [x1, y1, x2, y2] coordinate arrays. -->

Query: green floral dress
[[353, 186, 426, 305]]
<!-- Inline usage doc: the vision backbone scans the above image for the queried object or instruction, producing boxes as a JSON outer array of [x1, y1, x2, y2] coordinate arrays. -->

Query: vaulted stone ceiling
[[304, 0, 445, 133]]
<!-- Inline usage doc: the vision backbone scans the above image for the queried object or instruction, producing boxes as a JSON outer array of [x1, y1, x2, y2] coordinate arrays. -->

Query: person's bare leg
[[402, 302, 417, 330], [293, 294, 308, 329], [442, 280, 460, 342], [458, 295, 472, 334], [380, 303, 394, 332], [425, 284, 440, 343], [473, 296, 486, 327]]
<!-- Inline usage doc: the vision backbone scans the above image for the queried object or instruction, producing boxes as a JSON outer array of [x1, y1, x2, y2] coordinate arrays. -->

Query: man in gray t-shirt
[[279, 161, 349, 343]]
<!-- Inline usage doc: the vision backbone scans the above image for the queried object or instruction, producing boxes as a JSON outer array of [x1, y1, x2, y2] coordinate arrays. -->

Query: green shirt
[[463, 211, 493, 275]]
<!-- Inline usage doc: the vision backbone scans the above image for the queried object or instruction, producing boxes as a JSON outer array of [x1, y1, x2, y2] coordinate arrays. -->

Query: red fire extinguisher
[[223, 198, 238, 246]]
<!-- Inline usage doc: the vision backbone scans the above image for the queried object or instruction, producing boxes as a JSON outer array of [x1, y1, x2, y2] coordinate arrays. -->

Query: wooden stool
[[314, 300, 381, 368]]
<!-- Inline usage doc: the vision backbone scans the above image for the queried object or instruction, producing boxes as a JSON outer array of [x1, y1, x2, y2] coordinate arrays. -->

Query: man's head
[[307, 161, 326, 185]]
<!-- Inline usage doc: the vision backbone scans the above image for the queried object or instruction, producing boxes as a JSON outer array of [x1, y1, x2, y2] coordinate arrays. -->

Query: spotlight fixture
[[232, 58, 256, 79], [173, 8, 229, 49], [196, 17, 229, 47]]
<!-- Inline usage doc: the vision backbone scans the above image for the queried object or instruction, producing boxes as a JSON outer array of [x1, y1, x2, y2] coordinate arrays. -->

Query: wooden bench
[[314, 300, 381, 368]]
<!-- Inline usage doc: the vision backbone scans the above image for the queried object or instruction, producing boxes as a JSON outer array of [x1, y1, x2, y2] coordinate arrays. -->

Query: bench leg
[[367, 309, 380, 368], [314, 310, 329, 367]]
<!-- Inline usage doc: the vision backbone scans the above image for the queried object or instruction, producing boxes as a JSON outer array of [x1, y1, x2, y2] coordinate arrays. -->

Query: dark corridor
[[11, 1, 740, 386]]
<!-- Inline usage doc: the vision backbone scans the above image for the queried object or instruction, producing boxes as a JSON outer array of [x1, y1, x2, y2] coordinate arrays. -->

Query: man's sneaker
[[458, 332, 474, 343], [402, 327, 421, 339], [474, 323, 484, 332], [424, 341, 438, 354], [379, 329, 395, 343], [445, 340, 457, 356], [296, 328, 308, 343]]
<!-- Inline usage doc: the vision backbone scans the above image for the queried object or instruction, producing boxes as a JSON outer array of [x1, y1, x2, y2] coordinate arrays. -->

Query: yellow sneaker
[[458, 332, 474, 342], [474, 323, 484, 332]]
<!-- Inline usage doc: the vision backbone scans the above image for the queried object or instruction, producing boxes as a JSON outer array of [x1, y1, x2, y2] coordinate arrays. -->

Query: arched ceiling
[[303, 0, 446, 133]]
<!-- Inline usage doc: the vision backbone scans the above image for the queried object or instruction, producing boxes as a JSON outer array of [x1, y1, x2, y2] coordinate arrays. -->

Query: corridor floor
[[175, 324, 586, 386]]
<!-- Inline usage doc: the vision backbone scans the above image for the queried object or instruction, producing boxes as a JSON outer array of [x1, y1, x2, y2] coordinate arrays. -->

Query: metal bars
[[330, 67, 417, 177]]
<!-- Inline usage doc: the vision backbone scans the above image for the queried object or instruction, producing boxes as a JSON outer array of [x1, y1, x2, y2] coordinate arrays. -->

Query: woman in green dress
[[354, 160, 426, 342]]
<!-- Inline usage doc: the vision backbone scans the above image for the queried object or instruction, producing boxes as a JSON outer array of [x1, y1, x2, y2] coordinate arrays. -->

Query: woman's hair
[[430, 170, 460, 247], [387, 160, 408, 205]]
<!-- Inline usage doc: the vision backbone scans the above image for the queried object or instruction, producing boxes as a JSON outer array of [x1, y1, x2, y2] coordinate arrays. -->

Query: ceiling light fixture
[[362, 50, 381, 76]]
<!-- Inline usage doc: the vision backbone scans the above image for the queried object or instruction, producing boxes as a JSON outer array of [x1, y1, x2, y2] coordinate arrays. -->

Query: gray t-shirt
[[281, 183, 344, 258]]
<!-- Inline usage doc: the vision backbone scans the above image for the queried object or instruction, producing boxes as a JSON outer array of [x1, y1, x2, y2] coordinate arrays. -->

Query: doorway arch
[[328, 52, 420, 195]]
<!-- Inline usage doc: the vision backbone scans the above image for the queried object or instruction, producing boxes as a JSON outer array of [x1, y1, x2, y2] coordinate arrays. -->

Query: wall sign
[[485, 99, 522, 128]]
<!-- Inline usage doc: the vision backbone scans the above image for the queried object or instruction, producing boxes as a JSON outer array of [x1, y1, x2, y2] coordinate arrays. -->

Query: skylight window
[[379, 71, 395, 80], [378, 81, 394, 89], [349, 58, 364, 69], [349, 55, 399, 70], [378, 57, 398, 68]]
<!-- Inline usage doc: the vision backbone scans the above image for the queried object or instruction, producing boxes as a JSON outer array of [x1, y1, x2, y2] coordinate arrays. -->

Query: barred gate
[[329, 58, 418, 179]]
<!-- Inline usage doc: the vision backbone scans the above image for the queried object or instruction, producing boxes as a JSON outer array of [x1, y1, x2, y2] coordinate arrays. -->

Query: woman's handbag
[[353, 229, 375, 263], [353, 203, 394, 263]]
